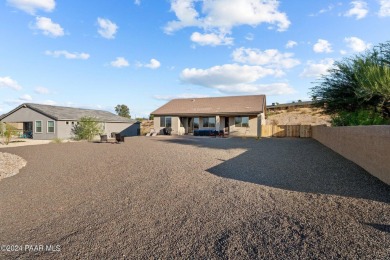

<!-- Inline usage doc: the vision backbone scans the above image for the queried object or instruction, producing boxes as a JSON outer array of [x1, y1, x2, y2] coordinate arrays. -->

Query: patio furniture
[[163, 127, 172, 135], [115, 133, 122, 143], [100, 134, 108, 142]]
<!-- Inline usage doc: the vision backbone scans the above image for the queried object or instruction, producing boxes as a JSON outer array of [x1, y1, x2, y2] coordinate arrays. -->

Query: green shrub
[[71, 117, 103, 141], [331, 109, 390, 126], [0, 123, 17, 145]]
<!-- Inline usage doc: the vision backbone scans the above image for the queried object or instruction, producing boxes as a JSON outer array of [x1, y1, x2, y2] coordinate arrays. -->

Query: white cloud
[[7, 0, 55, 14], [138, 59, 161, 69], [0, 76, 22, 90], [313, 39, 333, 53], [179, 64, 294, 95], [190, 32, 233, 46], [300, 58, 334, 78], [344, 37, 372, 52], [164, 0, 290, 36], [19, 94, 32, 101], [97, 18, 118, 39], [285, 40, 297, 49], [232, 47, 300, 70], [379, 0, 390, 17], [110, 57, 129, 68], [34, 86, 49, 94], [45, 50, 90, 60], [33, 16, 64, 37], [309, 4, 339, 16], [245, 33, 254, 41], [153, 93, 209, 100], [134, 0, 141, 5], [345, 1, 368, 19]]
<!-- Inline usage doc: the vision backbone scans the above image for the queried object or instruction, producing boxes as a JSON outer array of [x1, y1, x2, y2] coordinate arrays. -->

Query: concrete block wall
[[312, 125, 390, 185]]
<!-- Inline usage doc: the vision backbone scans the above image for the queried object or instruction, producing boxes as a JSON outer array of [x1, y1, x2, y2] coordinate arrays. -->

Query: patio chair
[[115, 133, 123, 143], [163, 127, 172, 135], [100, 134, 108, 142]]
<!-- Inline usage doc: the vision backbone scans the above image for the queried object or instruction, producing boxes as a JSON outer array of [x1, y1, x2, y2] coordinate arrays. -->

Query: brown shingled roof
[[151, 95, 266, 116]]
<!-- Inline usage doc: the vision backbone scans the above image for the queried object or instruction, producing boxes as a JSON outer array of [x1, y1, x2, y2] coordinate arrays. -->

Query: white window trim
[[47, 120, 55, 133], [35, 120, 42, 133]]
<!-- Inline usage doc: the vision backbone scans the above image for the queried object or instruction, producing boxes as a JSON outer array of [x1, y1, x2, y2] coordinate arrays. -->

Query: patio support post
[[215, 115, 220, 131]]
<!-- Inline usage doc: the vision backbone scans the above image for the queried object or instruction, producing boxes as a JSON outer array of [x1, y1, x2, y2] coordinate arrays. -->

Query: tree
[[115, 104, 131, 118], [72, 116, 103, 141], [311, 41, 390, 123]]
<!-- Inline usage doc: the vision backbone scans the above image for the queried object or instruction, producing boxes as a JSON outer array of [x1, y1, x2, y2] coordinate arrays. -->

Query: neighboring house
[[0, 103, 140, 140], [151, 95, 266, 137]]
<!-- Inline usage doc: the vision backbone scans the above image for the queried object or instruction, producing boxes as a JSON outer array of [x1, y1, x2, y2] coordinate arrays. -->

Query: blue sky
[[1, 0, 390, 118]]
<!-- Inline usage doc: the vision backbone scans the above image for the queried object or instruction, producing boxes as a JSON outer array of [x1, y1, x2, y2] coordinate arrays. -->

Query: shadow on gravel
[[364, 223, 390, 233], [158, 137, 390, 203]]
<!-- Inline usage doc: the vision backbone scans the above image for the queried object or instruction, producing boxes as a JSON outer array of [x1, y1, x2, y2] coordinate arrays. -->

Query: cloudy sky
[[1, 0, 390, 117]]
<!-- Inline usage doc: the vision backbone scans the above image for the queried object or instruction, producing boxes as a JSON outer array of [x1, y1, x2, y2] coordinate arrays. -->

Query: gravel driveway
[[0, 136, 389, 259]]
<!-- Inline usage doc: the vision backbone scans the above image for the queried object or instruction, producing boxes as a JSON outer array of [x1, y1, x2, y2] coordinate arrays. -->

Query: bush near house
[[71, 116, 103, 142], [0, 123, 18, 145]]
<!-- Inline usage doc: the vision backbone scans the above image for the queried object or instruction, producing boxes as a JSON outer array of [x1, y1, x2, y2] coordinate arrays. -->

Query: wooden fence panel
[[286, 125, 300, 137], [261, 125, 273, 137], [300, 125, 312, 138], [273, 125, 286, 137], [261, 125, 312, 138]]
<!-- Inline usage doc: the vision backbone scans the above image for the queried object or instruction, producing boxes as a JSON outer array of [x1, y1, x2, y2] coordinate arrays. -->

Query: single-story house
[[151, 95, 266, 137], [0, 103, 140, 140]]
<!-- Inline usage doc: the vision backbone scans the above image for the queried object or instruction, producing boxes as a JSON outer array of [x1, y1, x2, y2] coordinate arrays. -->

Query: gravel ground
[[0, 136, 389, 259]]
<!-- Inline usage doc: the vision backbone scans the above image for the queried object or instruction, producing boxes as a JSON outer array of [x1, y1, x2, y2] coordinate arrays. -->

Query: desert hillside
[[266, 107, 331, 126], [140, 120, 154, 135]]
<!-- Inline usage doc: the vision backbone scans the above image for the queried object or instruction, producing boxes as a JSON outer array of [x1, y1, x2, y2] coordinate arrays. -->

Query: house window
[[235, 116, 249, 127], [193, 117, 199, 129], [47, 121, 55, 133], [160, 116, 172, 127], [203, 117, 216, 127], [35, 121, 42, 133]]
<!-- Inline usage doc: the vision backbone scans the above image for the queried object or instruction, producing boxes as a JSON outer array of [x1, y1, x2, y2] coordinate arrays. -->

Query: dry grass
[[267, 107, 331, 126]]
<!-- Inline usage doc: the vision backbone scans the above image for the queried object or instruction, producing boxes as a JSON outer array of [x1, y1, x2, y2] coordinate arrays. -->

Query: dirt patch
[[267, 107, 331, 126]]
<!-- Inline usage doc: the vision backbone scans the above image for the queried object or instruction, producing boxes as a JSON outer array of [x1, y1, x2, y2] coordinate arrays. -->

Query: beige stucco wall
[[153, 116, 180, 135], [153, 115, 262, 137], [312, 125, 390, 185], [228, 116, 258, 137]]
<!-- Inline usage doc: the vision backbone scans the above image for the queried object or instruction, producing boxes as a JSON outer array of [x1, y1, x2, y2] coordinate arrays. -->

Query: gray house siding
[[57, 121, 77, 139], [0, 107, 58, 140], [1, 104, 140, 140], [105, 122, 140, 137]]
